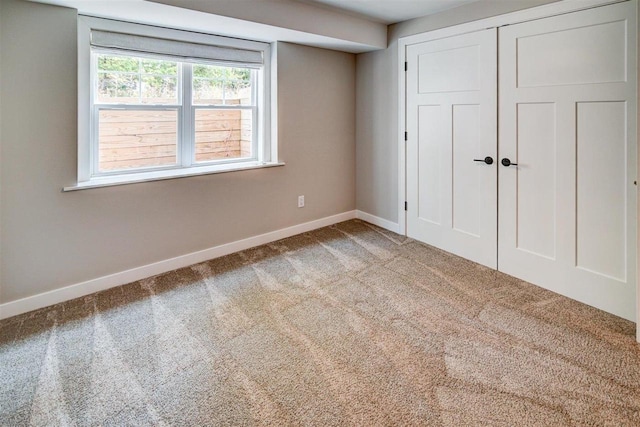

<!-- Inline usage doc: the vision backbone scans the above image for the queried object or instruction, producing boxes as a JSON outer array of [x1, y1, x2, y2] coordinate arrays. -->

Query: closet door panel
[[515, 102, 557, 260], [498, 1, 637, 320], [406, 28, 497, 269], [576, 101, 627, 281]]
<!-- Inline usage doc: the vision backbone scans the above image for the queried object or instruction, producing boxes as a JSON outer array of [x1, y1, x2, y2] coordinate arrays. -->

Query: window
[[71, 17, 277, 190]]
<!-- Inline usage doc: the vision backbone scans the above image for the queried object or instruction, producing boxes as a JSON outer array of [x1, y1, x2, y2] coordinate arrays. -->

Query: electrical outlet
[[298, 195, 305, 208]]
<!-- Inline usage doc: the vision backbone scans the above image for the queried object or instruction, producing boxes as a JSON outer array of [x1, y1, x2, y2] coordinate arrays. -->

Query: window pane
[[95, 53, 179, 104], [194, 109, 252, 162], [193, 64, 225, 79], [97, 72, 139, 103], [193, 79, 224, 105], [116, 74, 140, 100], [225, 79, 252, 105], [97, 72, 117, 100], [98, 109, 178, 172], [141, 76, 178, 104], [98, 55, 138, 72], [192, 64, 253, 106], [141, 58, 177, 75]]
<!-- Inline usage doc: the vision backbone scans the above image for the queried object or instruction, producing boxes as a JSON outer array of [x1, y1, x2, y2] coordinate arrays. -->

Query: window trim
[[72, 16, 277, 189]]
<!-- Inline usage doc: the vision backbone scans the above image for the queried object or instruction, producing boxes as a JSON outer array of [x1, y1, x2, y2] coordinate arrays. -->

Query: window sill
[[63, 161, 285, 192]]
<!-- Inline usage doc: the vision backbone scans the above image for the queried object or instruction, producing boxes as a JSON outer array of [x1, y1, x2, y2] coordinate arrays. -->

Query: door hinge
[[404, 62, 408, 71], [404, 201, 408, 211], [404, 131, 408, 141]]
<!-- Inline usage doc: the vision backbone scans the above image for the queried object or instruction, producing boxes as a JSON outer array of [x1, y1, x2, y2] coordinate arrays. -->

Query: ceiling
[[301, 0, 479, 24]]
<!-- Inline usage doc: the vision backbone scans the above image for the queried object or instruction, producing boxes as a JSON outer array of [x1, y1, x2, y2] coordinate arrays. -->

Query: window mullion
[[92, 106, 100, 176], [252, 106, 259, 163], [88, 53, 98, 179], [181, 63, 193, 167], [137, 58, 142, 102], [251, 69, 262, 163]]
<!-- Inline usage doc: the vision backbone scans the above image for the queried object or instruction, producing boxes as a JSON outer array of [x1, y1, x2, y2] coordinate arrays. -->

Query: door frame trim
[[397, 0, 639, 340]]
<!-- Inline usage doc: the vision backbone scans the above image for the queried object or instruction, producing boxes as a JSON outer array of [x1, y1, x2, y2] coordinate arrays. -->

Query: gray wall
[[355, 48, 397, 222], [0, 0, 3, 303], [0, 0, 356, 304], [355, 0, 561, 224]]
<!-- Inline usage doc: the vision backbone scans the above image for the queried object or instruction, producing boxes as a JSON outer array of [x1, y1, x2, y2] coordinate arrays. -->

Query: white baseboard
[[356, 210, 401, 234], [0, 211, 356, 321]]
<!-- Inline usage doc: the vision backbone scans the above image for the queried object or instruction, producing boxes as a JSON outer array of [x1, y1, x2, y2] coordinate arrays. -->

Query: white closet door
[[498, 2, 637, 320], [406, 29, 498, 268]]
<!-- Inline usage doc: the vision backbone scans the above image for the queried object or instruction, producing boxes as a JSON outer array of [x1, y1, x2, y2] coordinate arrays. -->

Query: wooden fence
[[98, 109, 251, 171]]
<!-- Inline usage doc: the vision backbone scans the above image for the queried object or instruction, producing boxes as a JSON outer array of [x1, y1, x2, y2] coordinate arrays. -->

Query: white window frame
[[69, 16, 279, 191]]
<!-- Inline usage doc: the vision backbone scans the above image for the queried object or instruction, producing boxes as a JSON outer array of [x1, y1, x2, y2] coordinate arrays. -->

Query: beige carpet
[[1, 219, 640, 426]]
